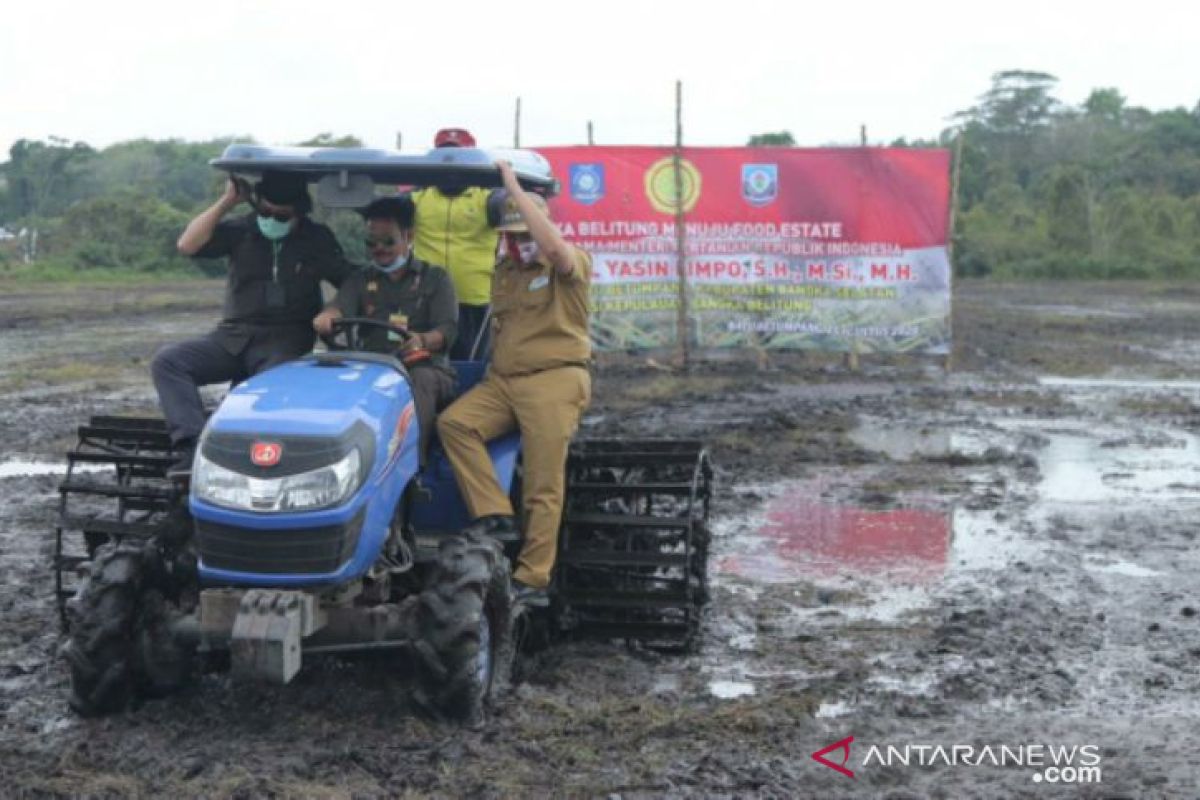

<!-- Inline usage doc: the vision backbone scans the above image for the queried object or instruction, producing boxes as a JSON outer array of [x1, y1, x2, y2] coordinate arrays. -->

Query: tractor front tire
[[62, 541, 191, 716], [412, 531, 514, 723]]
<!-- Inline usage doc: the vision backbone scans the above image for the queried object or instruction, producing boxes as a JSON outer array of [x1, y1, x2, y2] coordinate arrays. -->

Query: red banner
[[536, 146, 952, 353]]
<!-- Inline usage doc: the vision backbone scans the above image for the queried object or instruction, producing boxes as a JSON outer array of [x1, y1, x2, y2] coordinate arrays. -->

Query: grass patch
[[620, 375, 738, 402], [1119, 396, 1199, 416], [1, 361, 123, 392], [25, 770, 144, 797], [0, 263, 209, 285], [39, 362, 114, 383], [0, 278, 223, 327]]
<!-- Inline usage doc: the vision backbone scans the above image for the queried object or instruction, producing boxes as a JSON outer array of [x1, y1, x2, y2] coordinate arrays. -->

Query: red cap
[[434, 128, 476, 148]]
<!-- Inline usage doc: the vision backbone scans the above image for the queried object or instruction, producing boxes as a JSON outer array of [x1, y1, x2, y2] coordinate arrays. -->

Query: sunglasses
[[364, 236, 400, 249], [255, 206, 295, 223]]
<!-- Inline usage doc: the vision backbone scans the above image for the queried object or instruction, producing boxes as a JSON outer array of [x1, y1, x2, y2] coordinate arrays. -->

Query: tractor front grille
[[196, 509, 365, 576]]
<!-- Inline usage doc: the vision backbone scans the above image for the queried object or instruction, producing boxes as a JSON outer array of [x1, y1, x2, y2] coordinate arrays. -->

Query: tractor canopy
[[211, 144, 558, 207]]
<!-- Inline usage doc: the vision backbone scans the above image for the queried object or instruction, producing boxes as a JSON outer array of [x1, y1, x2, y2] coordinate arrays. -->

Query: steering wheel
[[322, 316, 412, 352]]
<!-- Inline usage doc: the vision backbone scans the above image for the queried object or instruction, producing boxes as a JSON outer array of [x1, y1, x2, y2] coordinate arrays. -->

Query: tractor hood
[[189, 354, 421, 587], [204, 356, 407, 439]]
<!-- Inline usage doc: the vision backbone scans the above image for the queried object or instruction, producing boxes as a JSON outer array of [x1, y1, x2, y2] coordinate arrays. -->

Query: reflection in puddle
[[651, 675, 681, 695], [709, 680, 755, 699], [0, 460, 77, 479], [850, 422, 952, 461], [950, 509, 1041, 571], [0, 460, 109, 479], [867, 673, 935, 696], [850, 418, 993, 462], [719, 488, 951, 584], [1001, 421, 1200, 503], [715, 479, 1041, 599], [815, 701, 854, 718], [1083, 557, 1162, 579], [716, 417, 1196, 590]]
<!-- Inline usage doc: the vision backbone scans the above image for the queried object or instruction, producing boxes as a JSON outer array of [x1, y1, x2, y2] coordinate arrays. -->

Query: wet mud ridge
[[1, 280, 1199, 797]]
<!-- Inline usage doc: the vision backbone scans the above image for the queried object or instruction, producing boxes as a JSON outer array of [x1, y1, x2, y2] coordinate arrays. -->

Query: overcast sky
[[2, 0, 1197, 159]]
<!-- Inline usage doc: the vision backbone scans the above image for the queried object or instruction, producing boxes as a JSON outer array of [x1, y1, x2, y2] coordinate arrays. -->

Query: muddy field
[[1, 279, 1199, 798]]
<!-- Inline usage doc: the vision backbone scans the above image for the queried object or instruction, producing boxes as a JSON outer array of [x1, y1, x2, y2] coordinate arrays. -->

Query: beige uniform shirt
[[489, 247, 592, 377]]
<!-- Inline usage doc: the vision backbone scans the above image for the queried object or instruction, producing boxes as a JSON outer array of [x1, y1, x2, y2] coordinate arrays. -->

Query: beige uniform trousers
[[437, 366, 591, 588]]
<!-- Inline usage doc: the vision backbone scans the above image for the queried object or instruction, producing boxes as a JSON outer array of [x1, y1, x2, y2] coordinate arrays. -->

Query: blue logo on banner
[[570, 163, 605, 205], [741, 163, 778, 207]]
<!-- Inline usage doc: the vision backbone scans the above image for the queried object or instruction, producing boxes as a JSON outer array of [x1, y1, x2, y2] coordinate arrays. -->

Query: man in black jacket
[[152, 171, 355, 476]]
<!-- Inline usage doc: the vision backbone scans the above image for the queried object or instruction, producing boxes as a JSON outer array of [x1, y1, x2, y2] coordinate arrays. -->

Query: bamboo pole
[[514, 97, 522, 148], [844, 344, 860, 371], [948, 131, 964, 263], [844, 124, 869, 371], [672, 80, 690, 370], [945, 131, 965, 372]]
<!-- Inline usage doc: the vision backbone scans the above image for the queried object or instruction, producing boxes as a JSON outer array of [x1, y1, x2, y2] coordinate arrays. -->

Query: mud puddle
[[1002, 418, 1200, 502], [1038, 375, 1200, 391], [716, 485, 954, 585], [713, 407, 1199, 604], [709, 479, 1038, 646], [0, 459, 106, 479], [700, 404, 1200, 758]]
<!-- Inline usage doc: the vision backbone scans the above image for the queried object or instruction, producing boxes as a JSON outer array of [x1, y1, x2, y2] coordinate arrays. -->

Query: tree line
[[753, 72, 1200, 279], [939, 71, 1200, 279], [2, 72, 1199, 280], [0, 133, 367, 277]]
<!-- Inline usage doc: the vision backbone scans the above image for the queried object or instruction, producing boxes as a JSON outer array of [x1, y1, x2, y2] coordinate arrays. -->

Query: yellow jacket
[[411, 187, 500, 306]]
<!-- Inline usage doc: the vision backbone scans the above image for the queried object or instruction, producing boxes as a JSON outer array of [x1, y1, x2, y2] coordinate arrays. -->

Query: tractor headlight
[[193, 448, 363, 512]]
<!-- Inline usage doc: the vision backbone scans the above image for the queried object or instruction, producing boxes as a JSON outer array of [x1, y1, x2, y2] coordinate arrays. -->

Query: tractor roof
[[211, 144, 557, 202]]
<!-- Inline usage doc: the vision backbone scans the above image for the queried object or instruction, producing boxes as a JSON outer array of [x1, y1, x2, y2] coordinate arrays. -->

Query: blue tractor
[[54, 145, 712, 722]]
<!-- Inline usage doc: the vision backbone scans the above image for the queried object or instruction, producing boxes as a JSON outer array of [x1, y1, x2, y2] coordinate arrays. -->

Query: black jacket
[[194, 213, 356, 354]]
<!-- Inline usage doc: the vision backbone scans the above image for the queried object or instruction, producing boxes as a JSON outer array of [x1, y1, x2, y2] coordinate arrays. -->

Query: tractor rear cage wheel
[[55, 415, 188, 628], [556, 439, 713, 650]]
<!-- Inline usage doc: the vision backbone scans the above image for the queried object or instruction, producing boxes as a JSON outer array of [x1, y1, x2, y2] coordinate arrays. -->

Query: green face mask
[[257, 215, 293, 241]]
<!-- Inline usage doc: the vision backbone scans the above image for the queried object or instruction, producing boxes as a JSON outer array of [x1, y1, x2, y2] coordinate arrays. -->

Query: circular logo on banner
[[644, 157, 701, 214], [741, 163, 778, 207], [569, 162, 605, 205]]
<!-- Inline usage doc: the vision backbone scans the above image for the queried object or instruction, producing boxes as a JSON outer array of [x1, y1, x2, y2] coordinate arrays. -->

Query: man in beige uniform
[[438, 160, 591, 607]]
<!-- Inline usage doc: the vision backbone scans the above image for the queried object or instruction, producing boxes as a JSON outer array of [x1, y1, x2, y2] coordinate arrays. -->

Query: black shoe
[[166, 442, 196, 480], [512, 580, 549, 608]]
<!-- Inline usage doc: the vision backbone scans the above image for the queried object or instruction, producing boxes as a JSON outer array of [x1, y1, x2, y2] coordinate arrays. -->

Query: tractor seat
[[449, 359, 488, 399]]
